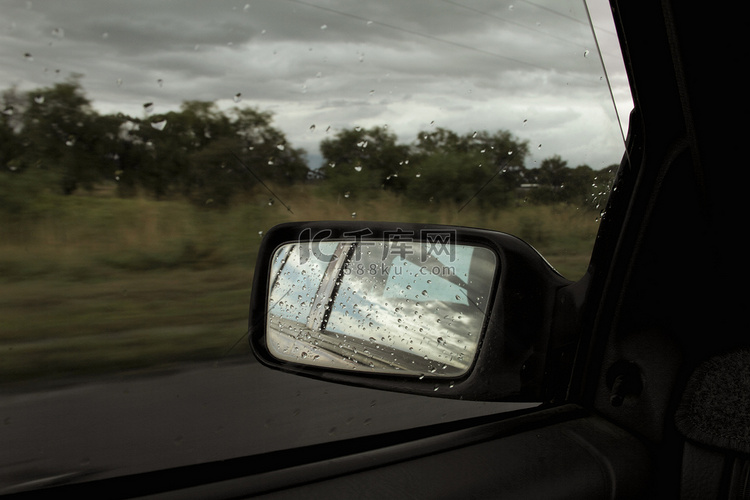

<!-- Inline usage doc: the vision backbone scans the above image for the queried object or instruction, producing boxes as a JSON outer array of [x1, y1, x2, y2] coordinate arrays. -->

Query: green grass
[[0, 188, 601, 384]]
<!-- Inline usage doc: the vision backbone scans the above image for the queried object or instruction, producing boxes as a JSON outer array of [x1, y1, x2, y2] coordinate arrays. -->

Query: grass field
[[0, 186, 603, 384]]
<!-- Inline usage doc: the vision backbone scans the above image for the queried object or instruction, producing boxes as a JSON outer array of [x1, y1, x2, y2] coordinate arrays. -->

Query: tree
[[1, 87, 26, 173], [526, 155, 569, 203], [16, 78, 103, 194], [526, 157, 611, 206], [230, 107, 308, 188], [105, 102, 308, 204], [408, 129, 529, 208], [319, 126, 411, 198]]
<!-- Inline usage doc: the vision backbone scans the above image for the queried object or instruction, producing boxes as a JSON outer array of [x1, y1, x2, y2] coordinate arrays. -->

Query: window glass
[[0, 0, 631, 492]]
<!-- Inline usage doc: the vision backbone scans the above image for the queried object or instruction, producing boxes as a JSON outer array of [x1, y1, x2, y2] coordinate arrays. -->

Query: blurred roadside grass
[[0, 187, 602, 384]]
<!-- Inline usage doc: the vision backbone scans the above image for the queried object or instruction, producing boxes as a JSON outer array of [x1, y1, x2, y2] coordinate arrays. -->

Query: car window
[[0, 0, 631, 493]]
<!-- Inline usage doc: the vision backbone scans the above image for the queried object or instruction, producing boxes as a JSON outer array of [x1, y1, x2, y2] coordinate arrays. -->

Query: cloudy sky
[[1, 0, 632, 170]]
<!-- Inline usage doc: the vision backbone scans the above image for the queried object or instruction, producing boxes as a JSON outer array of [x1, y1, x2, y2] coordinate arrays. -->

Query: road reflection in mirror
[[266, 240, 497, 377]]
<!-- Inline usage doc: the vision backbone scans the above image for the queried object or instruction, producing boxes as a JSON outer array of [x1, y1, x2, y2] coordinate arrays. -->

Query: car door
[[2, 0, 740, 498], [208, 0, 737, 497]]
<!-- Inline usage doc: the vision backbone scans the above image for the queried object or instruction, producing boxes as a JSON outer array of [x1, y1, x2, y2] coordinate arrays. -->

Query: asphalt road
[[1, 358, 533, 494]]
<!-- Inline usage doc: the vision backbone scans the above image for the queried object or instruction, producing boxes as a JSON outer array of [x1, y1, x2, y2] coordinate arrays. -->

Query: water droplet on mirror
[[351, 212, 357, 218], [584, 49, 590, 57], [354, 165, 362, 172], [24, 53, 33, 61]]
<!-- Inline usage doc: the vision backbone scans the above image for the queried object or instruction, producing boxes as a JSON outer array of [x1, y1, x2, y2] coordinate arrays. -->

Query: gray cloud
[[1, 0, 632, 169]]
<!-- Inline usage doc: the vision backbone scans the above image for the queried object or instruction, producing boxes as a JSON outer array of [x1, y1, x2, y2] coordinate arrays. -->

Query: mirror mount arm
[[544, 273, 591, 404]]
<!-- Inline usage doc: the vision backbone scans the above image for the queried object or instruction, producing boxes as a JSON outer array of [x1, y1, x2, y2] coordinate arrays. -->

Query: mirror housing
[[249, 221, 571, 401]]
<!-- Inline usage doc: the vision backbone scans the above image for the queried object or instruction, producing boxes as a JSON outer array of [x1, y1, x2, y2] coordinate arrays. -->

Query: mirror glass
[[266, 239, 497, 377]]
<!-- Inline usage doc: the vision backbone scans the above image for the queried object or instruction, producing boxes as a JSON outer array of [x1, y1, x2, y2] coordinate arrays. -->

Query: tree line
[[1, 79, 617, 212]]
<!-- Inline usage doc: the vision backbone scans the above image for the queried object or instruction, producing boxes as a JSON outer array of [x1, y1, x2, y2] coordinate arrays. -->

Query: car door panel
[[247, 413, 651, 500], [112, 405, 650, 500]]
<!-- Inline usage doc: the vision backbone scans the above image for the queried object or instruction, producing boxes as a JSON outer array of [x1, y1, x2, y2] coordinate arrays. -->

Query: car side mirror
[[249, 221, 572, 401]]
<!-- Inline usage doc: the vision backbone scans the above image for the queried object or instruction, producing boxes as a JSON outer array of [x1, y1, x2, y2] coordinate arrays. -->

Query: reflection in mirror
[[266, 240, 497, 378]]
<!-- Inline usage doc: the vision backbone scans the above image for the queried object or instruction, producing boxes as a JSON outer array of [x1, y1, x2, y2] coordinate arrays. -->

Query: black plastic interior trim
[[2, 405, 585, 499]]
